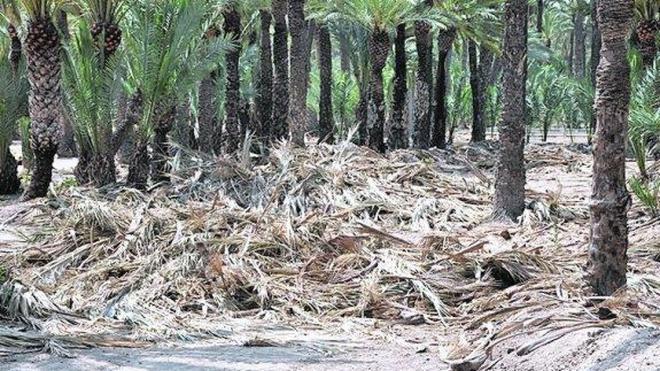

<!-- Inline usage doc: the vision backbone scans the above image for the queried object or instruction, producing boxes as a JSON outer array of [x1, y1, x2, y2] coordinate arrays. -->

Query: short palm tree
[[18, 0, 64, 200], [0, 38, 28, 195]]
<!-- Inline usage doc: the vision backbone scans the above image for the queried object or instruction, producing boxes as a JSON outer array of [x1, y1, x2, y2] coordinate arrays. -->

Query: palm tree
[[317, 23, 335, 143], [19, 0, 63, 200], [633, 0, 658, 67], [288, 0, 308, 146], [223, 3, 243, 153], [123, 0, 227, 188], [1, 0, 22, 74], [588, 0, 633, 296], [412, 0, 434, 149], [0, 38, 28, 195], [390, 23, 408, 150], [197, 25, 220, 154], [337, 0, 417, 153], [431, 27, 456, 148], [256, 1, 274, 139], [271, 0, 289, 140], [493, 0, 528, 220]]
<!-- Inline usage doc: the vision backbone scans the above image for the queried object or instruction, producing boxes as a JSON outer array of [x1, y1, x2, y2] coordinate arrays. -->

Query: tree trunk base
[[0, 150, 21, 195], [127, 140, 150, 190], [23, 147, 57, 200]]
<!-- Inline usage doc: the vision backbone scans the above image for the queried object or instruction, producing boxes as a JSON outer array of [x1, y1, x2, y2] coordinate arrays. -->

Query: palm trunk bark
[[7, 24, 22, 75], [272, 0, 289, 141], [339, 34, 351, 74], [23, 17, 63, 200], [390, 24, 408, 150], [127, 138, 149, 190], [469, 41, 485, 143], [366, 29, 390, 153], [258, 10, 274, 139], [493, 0, 529, 220], [198, 71, 219, 154], [589, 0, 601, 143], [288, 0, 308, 147], [478, 46, 494, 137], [318, 24, 334, 144], [588, 0, 633, 296], [223, 7, 242, 153], [573, 11, 586, 78], [432, 28, 456, 149], [413, 19, 433, 149], [151, 105, 176, 183], [0, 150, 21, 195]]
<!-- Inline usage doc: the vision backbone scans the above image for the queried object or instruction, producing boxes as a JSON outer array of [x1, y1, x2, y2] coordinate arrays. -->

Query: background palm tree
[[588, 0, 634, 296], [633, 0, 658, 67], [493, 0, 528, 220], [412, 0, 434, 149], [271, 0, 289, 140], [288, 0, 308, 147], [223, 2, 243, 153], [390, 22, 408, 150], [19, 0, 64, 200], [0, 36, 28, 195]]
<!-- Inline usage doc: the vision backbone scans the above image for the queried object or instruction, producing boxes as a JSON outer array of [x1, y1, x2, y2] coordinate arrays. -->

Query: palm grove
[[0, 0, 658, 297]]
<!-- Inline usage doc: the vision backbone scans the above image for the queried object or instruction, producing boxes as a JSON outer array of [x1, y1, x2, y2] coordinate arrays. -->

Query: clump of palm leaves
[[629, 176, 659, 217], [628, 57, 659, 178]]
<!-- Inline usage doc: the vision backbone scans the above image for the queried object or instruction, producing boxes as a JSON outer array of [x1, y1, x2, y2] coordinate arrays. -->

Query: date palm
[[271, 0, 289, 140], [588, 0, 634, 296], [633, 0, 659, 67], [0, 38, 28, 195], [493, 0, 528, 220], [223, 2, 243, 153], [1, 0, 22, 74], [18, 0, 63, 200]]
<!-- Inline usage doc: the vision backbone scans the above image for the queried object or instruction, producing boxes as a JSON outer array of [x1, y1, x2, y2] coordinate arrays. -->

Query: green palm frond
[[0, 39, 28, 167]]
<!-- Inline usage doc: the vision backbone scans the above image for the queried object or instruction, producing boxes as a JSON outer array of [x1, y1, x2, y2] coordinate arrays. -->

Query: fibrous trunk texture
[[478, 46, 494, 135], [0, 150, 21, 195], [573, 11, 586, 78], [258, 10, 274, 139], [223, 7, 242, 153], [127, 138, 149, 190], [339, 34, 351, 74], [8, 24, 22, 75], [469, 41, 485, 143], [493, 0, 529, 220], [636, 20, 658, 67], [23, 17, 63, 200], [198, 71, 219, 154], [318, 25, 334, 144], [288, 0, 308, 147], [588, 0, 633, 296], [390, 24, 408, 151], [590, 0, 601, 141], [413, 20, 433, 149], [272, 0, 289, 141], [366, 30, 390, 154], [151, 105, 176, 184], [432, 28, 456, 149]]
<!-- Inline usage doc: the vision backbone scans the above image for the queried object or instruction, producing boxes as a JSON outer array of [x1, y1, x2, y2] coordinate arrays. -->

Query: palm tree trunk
[[413, 20, 433, 149], [288, 0, 308, 147], [493, 0, 529, 220], [339, 34, 351, 74], [589, 0, 600, 143], [469, 41, 485, 143], [478, 46, 494, 136], [588, 0, 633, 296], [390, 24, 408, 151], [223, 7, 242, 153], [367, 29, 390, 153], [272, 0, 289, 141], [318, 24, 334, 144], [198, 71, 219, 154], [432, 28, 456, 149], [258, 10, 274, 139], [0, 150, 21, 195], [7, 24, 22, 75], [151, 105, 176, 183], [573, 11, 586, 78], [127, 138, 150, 190], [23, 17, 63, 200]]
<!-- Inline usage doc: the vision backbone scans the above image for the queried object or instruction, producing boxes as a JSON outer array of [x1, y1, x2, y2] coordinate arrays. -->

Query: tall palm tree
[[493, 0, 528, 220], [0, 37, 28, 195], [412, 0, 434, 149], [19, 0, 63, 200], [256, 2, 274, 139], [197, 25, 220, 154], [431, 27, 456, 148], [288, 0, 308, 146], [223, 3, 243, 153], [271, 0, 289, 140], [317, 23, 334, 143], [390, 23, 408, 150], [588, 0, 633, 296]]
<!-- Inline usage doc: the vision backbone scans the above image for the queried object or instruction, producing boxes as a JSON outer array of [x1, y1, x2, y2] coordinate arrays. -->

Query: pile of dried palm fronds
[[1, 139, 658, 358]]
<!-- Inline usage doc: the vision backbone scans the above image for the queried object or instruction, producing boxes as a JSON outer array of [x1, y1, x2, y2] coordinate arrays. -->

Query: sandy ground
[[2, 131, 659, 371]]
